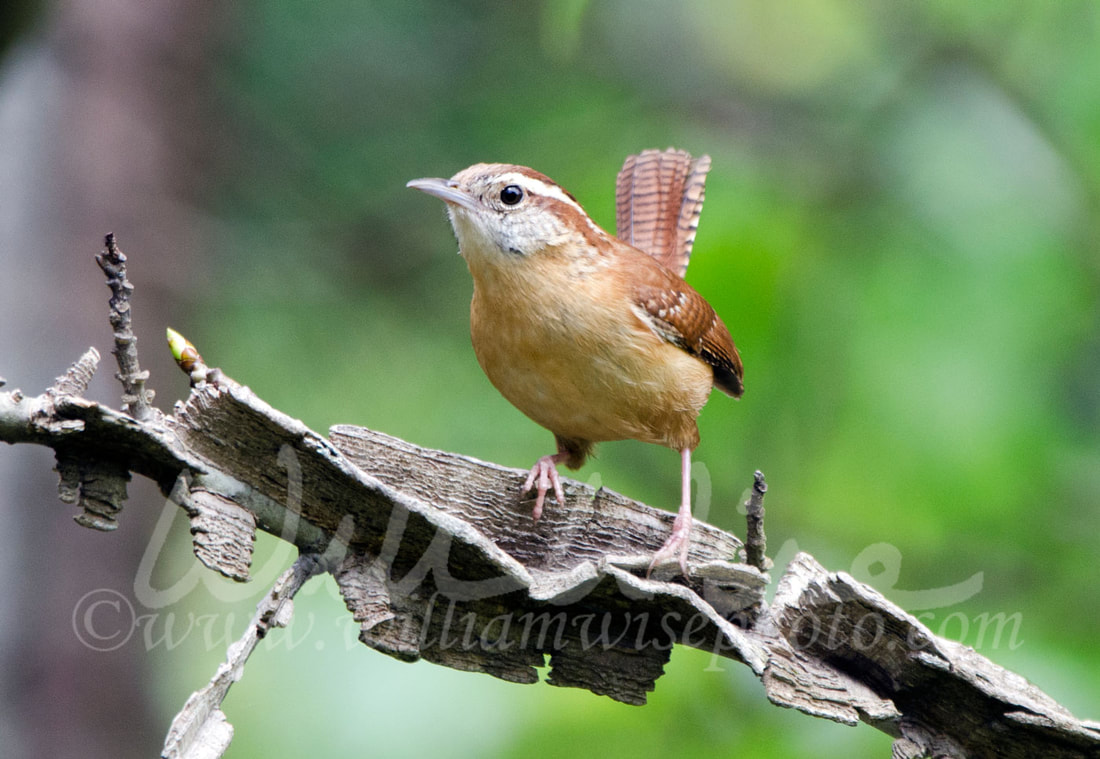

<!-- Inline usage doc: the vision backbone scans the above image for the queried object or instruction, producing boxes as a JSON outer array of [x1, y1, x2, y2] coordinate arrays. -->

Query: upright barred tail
[[615, 148, 711, 279]]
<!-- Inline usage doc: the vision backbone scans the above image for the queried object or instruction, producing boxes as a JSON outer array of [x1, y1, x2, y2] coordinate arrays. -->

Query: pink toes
[[521, 454, 567, 521]]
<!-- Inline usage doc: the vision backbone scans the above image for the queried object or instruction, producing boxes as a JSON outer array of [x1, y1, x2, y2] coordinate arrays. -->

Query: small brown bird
[[408, 149, 743, 576]]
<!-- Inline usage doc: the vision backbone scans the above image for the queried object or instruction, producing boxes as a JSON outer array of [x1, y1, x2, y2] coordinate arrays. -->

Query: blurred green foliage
[[166, 1, 1100, 756]]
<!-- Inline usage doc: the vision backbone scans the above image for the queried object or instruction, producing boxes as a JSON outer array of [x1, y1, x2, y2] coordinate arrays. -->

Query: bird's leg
[[648, 448, 694, 578], [521, 450, 569, 522]]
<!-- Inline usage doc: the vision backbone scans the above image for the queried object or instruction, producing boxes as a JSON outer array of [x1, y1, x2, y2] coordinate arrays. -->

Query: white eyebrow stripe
[[496, 172, 585, 213], [495, 171, 604, 236]]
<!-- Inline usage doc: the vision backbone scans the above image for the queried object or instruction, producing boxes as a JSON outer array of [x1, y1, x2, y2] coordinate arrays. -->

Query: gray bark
[[2, 346, 1098, 759]]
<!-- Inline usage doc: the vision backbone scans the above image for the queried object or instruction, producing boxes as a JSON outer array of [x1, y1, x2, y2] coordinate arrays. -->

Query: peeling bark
[[1, 352, 1098, 759]]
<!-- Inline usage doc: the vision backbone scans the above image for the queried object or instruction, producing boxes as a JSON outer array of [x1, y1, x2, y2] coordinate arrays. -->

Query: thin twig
[[161, 554, 324, 759], [95, 233, 156, 421], [744, 470, 768, 571]]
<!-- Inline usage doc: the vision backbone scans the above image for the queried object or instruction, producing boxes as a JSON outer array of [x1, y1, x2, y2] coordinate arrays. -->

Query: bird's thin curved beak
[[406, 177, 480, 212]]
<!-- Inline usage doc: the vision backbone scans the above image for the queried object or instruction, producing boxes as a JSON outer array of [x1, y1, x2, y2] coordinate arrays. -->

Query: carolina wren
[[408, 149, 743, 576]]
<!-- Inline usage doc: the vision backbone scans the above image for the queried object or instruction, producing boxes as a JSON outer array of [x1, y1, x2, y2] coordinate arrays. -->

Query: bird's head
[[407, 163, 610, 270]]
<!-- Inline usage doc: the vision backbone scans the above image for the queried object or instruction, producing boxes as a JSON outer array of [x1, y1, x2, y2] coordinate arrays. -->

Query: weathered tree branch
[[2, 355, 1098, 758], [1, 240, 1098, 758]]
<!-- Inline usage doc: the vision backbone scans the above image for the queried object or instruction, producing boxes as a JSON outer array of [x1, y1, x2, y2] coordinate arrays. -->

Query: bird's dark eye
[[500, 185, 524, 206]]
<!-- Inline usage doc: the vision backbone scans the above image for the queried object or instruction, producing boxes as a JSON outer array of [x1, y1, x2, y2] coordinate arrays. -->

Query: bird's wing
[[630, 260, 744, 398], [615, 148, 711, 279]]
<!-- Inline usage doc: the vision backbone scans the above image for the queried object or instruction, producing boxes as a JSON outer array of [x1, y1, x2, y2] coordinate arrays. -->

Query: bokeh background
[[1, 2, 1098, 757]]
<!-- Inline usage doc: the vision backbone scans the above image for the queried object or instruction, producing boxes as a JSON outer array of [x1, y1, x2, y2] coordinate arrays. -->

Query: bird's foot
[[647, 510, 692, 579], [521, 454, 567, 521]]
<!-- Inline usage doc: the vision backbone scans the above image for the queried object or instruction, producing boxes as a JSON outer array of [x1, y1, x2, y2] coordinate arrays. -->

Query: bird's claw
[[521, 455, 566, 521], [647, 514, 692, 579]]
